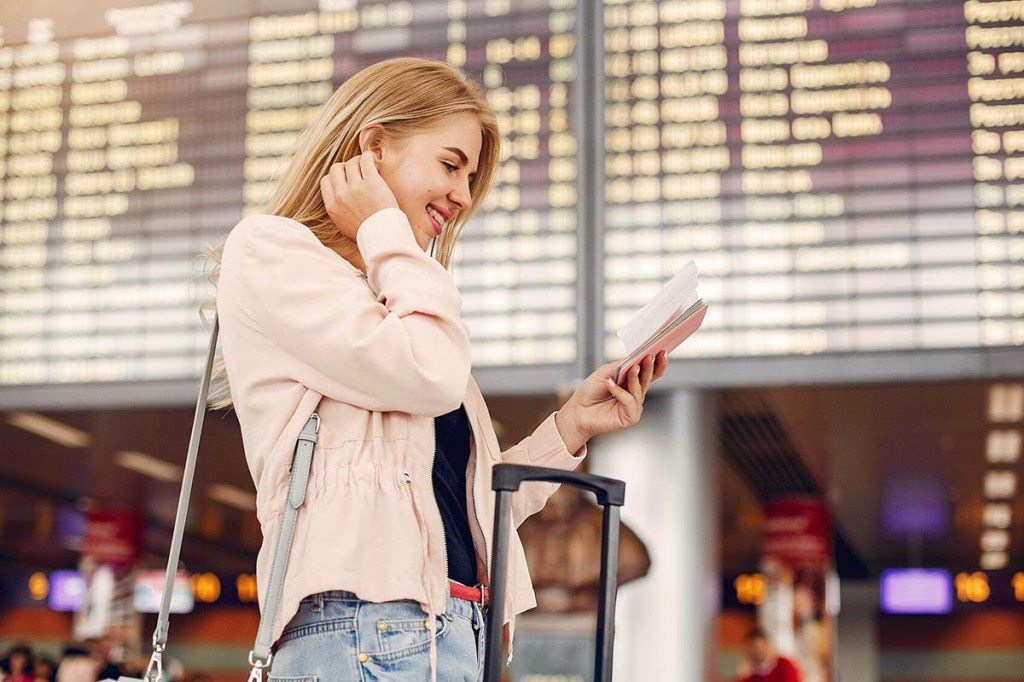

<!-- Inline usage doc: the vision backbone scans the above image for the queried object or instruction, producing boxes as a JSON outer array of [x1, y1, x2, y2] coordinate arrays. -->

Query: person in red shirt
[[736, 627, 802, 682], [1, 645, 34, 682]]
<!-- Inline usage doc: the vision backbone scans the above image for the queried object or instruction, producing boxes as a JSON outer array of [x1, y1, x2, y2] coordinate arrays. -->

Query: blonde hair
[[202, 58, 501, 408]]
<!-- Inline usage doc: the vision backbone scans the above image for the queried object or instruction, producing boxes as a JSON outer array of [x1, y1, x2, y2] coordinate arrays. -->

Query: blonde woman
[[213, 58, 668, 681]]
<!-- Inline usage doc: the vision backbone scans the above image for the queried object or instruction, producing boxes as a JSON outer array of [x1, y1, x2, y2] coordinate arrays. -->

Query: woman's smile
[[427, 204, 449, 235]]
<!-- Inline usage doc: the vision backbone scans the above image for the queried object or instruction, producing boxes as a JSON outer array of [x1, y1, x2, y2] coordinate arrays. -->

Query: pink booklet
[[613, 299, 708, 386]]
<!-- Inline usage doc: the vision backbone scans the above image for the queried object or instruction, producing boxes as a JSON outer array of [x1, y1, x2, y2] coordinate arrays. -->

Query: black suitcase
[[483, 463, 627, 682]]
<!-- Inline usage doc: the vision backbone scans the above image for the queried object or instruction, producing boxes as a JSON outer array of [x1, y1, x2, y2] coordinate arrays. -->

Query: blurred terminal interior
[[1, 381, 1023, 680]]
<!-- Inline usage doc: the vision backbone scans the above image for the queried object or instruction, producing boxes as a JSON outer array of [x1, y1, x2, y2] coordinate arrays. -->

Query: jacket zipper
[[468, 424, 491, 584], [428, 417, 451, 601], [470, 418, 514, 662]]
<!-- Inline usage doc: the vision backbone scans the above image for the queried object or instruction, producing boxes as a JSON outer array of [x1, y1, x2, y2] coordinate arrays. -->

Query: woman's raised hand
[[554, 351, 669, 454], [320, 151, 399, 241]]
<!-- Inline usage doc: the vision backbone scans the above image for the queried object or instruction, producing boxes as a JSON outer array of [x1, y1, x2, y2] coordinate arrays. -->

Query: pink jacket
[[216, 208, 586, 648]]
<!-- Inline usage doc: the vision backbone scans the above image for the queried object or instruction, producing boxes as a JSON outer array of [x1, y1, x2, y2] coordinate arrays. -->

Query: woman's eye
[[442, 162, 458, 173]]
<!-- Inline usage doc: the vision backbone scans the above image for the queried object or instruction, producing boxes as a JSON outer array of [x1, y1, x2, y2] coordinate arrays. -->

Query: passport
[[613, 261, 707, 385]]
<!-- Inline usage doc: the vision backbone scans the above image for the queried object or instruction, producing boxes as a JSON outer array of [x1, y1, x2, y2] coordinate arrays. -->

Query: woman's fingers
[[320, 175, 338, 214], [329, 161, 347, 189], [653, 350, 669, 380], [345, 154, 363, 181], [626, 362, 643, 410], [320, 153, 398, 241], [605, 375, 635, 409], [360, 150, 378, 179], [640, 354, 655, 392], [602, 374, 634, 417]]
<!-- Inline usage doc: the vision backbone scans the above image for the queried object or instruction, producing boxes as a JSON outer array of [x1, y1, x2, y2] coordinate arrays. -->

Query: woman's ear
[[358, 124, 386, 163]]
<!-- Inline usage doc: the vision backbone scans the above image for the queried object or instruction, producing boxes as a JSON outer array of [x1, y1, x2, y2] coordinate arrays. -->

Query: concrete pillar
[[588, 390, 719, 681], [835, 581, 879, 682]]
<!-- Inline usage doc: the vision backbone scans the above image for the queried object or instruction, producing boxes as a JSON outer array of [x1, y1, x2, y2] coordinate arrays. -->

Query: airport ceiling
[[0, 379, 1020, 579]]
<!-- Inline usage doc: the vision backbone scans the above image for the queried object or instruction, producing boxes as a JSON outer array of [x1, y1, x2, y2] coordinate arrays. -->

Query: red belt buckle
[[450, 580, 489, 605]]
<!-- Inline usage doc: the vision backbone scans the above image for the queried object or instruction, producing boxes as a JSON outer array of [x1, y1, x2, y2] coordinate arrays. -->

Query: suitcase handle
[[485, 464, 624, 682], [491, 463, 625, 506]]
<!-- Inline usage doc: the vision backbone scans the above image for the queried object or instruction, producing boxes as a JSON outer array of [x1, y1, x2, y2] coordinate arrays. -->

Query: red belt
[[449, 581, 489, 605]]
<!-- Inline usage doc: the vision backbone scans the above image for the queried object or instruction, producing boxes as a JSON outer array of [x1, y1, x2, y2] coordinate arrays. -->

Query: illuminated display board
[[0, 0, 1021, 407], [0, 0, 580, 403], [601, 0, 1024, 366]]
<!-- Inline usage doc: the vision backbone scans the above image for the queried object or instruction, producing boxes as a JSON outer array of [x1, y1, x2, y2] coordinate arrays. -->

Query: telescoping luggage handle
[[483, 464, 626, 682]]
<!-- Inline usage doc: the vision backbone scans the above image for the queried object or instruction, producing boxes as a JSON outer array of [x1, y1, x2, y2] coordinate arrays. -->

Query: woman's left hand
[[554, 351, 669, 454]]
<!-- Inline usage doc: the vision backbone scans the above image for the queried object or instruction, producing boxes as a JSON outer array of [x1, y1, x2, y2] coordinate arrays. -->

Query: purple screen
[[47, 570, 85, 612], [880, 568, 952, 615]]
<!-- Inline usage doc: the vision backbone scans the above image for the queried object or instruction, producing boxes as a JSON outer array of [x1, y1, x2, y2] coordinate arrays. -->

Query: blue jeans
[[268, 590, 486, 682]]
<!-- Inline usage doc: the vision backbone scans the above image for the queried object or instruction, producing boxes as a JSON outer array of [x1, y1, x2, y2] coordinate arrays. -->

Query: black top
[[432, 404, 478, 586]]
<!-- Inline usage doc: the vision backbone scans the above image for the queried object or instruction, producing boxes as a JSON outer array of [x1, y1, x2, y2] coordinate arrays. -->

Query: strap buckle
[[143, 646, 163, 682], [247, 650, 273, 682], [299, 412, 320, 438]]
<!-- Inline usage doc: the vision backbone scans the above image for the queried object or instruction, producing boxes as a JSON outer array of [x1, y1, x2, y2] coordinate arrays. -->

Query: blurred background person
[[88, 638, 120, 682], [32, 657, 56, 682], [55, 642, 99, 682], [1, 645, 34, 682], [736, 627, 801, 682]]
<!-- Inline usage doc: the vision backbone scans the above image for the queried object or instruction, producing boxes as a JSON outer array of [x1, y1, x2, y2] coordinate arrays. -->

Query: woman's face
[[374, 112, 482, 251]]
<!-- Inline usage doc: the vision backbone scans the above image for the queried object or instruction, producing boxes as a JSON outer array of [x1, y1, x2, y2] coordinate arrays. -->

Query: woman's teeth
[[426, 205, 445, 229]]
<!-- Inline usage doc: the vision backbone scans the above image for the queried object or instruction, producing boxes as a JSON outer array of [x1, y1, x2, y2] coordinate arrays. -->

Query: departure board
[[0, 0, 581, 403], [1, 0, 1022, 406], [601, 0, 1024, 364]]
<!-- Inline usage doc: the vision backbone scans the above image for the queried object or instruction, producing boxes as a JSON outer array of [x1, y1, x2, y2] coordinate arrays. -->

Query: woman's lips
[[427, 209, 442, 235]]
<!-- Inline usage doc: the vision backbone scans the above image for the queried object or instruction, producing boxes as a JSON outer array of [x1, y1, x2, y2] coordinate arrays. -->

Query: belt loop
[[311, 593, 323, 613]]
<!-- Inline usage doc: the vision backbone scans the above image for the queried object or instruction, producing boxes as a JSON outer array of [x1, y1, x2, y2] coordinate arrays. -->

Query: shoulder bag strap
[[247, 409, 319, 678], [142, 316, 318, 682], [142, 315, 220, 681]]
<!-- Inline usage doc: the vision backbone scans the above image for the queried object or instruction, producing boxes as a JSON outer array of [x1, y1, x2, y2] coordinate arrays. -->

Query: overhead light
[[115, 451, 182, 483], [7, 412, 92, 448], [987, 384, 1024, 423], [981, 529, 1010, 553], [984, 471, 1017, 499], [986, 430, 1022, 463], [207, 483, 256, 512], [982, 503, 1013, 529], [981, 551, 1008, 570]]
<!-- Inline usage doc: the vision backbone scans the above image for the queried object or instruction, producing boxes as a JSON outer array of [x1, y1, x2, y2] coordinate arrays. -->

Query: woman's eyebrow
[[444, 146, 469, 165], [443, 146, 477, 177]]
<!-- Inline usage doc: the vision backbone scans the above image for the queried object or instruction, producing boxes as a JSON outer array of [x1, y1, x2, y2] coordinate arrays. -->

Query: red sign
[[83, 510, 143, 567], [762, 498, 832, 566]]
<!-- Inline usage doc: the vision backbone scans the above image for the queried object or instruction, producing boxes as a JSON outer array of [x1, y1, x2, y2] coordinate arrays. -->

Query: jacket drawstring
[[380, 411, 439, 681], [505, 515, 516, 664], [406, 476, 439, 681]]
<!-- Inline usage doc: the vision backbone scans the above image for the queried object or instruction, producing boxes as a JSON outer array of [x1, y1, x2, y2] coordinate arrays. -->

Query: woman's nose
[[450, 177, 473, 211]]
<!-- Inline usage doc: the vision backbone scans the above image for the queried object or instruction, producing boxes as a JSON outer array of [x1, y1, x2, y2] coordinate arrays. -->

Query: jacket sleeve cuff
[[527, 412, 587, 469], [355, 207, 420, 258]]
